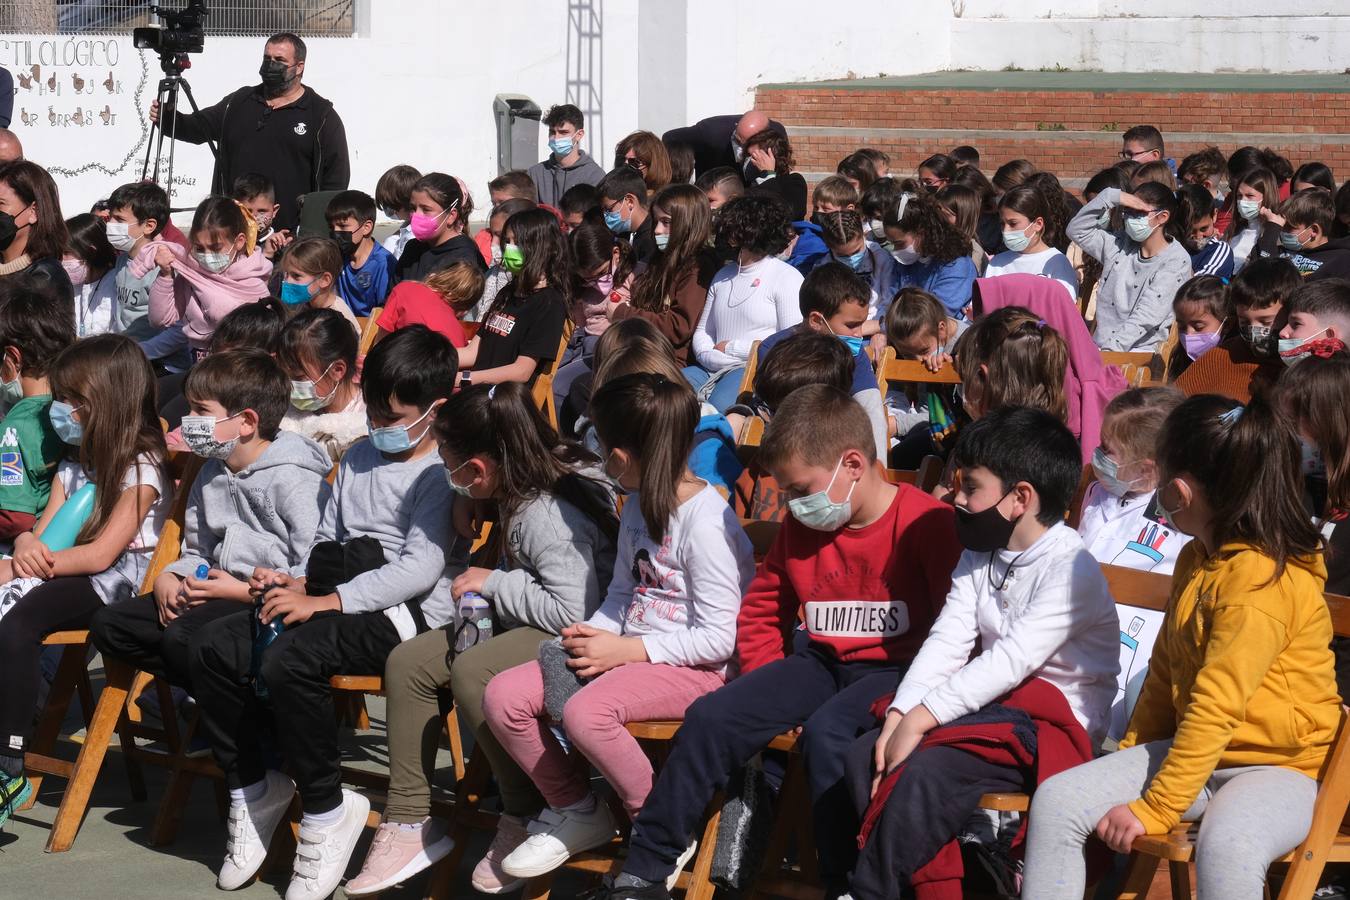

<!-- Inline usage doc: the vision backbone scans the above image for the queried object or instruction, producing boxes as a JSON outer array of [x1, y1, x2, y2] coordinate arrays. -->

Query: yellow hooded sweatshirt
[[1120, 540, 1341, 833]]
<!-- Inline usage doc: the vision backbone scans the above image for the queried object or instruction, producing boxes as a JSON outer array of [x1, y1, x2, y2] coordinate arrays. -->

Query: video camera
[[133, 1, 208, 75]]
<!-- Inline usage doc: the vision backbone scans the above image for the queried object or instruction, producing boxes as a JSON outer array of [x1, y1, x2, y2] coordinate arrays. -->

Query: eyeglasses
[[1119, 148, 1156, 161]]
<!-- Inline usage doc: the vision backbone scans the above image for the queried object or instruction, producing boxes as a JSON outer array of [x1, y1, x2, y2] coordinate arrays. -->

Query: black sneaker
[[583, 875, 673, 900]]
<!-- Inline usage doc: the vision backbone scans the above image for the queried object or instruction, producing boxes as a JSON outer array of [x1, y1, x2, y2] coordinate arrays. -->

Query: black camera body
[[133, 1, 208, 61]]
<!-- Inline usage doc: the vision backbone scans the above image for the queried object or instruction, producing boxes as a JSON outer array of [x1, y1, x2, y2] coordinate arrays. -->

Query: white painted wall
[[6, 0, 1349, 221]]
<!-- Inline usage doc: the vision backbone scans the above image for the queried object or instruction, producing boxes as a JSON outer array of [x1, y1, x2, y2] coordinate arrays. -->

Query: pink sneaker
[[472, 814, 529, 894], [343, 818, 453, 897]]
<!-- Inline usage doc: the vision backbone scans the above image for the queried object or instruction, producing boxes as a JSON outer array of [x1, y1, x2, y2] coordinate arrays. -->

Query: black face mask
[[330, 230, 357, 260], [0, 211, 17, 254], [953, 491, 1019, 553], [259, 59, 295, 93]]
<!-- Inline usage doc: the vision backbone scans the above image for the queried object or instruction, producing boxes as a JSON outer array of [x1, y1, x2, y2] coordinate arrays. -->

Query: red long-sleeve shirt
[[736, 483, 962, 673]]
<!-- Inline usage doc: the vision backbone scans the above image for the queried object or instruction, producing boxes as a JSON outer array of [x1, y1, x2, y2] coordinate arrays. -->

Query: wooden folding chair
[[357, 308, 383, 356], [884, 456, 945, 494], [26, 452, 205, 852], [1067, 462, 1097, 530], [735, 341, 762, 406], [877, 346, 962, 387], [1103, 351, 1157, 387], [531, 320, 577, 430]]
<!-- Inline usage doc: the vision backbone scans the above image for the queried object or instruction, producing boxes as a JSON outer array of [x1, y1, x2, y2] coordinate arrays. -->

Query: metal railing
[[0, 1, 357, 37]]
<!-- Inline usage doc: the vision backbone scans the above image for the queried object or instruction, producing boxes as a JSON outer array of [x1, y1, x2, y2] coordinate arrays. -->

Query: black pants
[[188, 608, 400, 814], [625, 643, 904, 891], [0, 577, 103, 759], [89, 592, 243, 690], [843, 730, 1024, 900]]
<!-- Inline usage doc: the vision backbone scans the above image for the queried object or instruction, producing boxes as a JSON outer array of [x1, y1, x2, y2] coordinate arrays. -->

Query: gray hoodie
[[291, 438, 466, 639], [165, 431, 333, 582], [481, 473, 618, 635], [527, 150, 607, 208]]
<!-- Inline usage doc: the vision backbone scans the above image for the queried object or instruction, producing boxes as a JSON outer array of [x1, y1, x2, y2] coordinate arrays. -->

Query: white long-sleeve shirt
[[691, 256, 803, 372], [889, 522, 1120, 743], [587, 483, 755, 672]]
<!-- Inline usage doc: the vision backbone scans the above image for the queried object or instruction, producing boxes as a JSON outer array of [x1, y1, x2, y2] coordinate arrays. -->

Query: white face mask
[[181, 413, 242, 461], [891, 244, 921, 266], [105, 221, 138, 252], [194, 250, 234, 274]]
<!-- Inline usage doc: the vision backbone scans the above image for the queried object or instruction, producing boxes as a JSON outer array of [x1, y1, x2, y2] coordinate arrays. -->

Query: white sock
[[301, 803, 346, 830], [559, 794, 597, 814], [231, 779, 267, 805]]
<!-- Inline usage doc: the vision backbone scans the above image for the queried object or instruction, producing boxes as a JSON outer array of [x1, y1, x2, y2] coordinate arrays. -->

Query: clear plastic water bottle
[[456, 592, 491, 652], [250, 589, 285, 700]]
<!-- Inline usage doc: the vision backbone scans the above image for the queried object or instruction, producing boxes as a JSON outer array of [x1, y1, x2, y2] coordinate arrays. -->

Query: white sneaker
[[500, 801, 618, 878], [666, 840, 699, 891], [284, 789, 371, 900], [217, 770, 296, 890]]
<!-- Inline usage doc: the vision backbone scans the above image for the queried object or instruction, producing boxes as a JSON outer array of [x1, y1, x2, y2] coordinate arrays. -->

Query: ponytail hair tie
[[895, 192, 913, 222], [486, 385, 497, 400], [1218, 405, 1245, 426]]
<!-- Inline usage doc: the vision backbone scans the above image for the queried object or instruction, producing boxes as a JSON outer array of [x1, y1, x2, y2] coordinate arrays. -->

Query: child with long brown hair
[[345, 381, 619, 896], [984, 185, 1079, 301], [279, 237, 359, 332], [1024, 393, 1339, 900], [882, 190, 978, 321], [613, 183, 718, 368], [0, 334, 169, 824]]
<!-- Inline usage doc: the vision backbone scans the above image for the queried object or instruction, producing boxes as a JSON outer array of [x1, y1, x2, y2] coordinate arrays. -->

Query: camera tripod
[[140, 53, 217, 195]]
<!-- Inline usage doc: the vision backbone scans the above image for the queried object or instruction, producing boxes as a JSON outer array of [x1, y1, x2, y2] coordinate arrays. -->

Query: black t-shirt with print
[[475, 285, 568, 381]]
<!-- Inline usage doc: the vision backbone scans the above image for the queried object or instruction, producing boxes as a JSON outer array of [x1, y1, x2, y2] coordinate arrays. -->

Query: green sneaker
[[0, 773, 32, 827]]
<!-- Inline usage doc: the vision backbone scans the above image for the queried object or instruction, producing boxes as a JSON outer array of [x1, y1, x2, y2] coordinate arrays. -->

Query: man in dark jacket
[[662, 110, 786, 180], [150, 32, 349, 231]]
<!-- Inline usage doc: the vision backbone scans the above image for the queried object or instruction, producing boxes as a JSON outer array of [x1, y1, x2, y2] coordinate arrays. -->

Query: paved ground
[[759, 70, 1350, 93], [2, 659, 594, 899]]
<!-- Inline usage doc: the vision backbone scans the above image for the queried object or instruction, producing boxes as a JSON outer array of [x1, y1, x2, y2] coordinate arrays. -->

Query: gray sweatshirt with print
[[165, 431, 333, 582], [480, 474, 618, 635]]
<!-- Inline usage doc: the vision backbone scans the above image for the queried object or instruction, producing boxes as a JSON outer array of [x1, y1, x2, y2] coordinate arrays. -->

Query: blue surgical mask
[[548, 136, 575, 158], [655, 233, 670, 251], [0, 374, 21, 408], [838, 334, 867, 356], [1001, 226, 1033, 253], [280, 279, 315, 306], [1278, 328, 1330, 367], [1091, 446, 1143, 498], [1237, 198, 1262, 222], [787, 457, 856, 532], [1124, 213, 1157, 243], [604, 207, 631, 235], [445, 459, 475, 498], [1280, 226, 1310, 252], [1096, 209, 1113, 229], [49, 400, 83, 445], [368, 404, 438, 455], [835, 248, 866, 270]]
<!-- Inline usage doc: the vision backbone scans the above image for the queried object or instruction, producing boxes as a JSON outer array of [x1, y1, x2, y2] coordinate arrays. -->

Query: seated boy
[[558, 183, 600, 233], [1272, 188, 1350, 281], [844, 406, 1119, 900], [1277, 277, 1350, 365], [605, 385, 963, 900], [232, 172, 288, 258], [883, 287, 962, 467], [325, 189, 397, 317], [89, 349, 332, 690], [789, 175, 861, 273], [376, 163, 422, 260], [0, 275, 75, 539], [753, 263, 887, 455], [187, 325, 464, 900], [1176, 257, 1299, 403]]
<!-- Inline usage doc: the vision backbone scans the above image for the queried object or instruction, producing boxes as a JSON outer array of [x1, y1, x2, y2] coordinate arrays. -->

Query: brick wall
[[758, 85, 1350, 182]]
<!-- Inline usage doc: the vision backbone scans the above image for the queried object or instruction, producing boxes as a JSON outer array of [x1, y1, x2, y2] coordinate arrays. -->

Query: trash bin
[[493, 94, 542, 175]]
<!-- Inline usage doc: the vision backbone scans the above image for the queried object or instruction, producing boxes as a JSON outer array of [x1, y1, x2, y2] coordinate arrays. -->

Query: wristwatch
[[459, 371, 472, 390]]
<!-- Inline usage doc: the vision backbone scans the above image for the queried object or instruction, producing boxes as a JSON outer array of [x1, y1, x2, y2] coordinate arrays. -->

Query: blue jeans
[[682, 365, 745, 412]]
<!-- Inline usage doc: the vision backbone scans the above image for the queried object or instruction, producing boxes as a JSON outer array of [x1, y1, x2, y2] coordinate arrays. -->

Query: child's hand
[[561, 623, 647, 678], [154, 244, 176, 275], [153, 572, 185, 626], [452, 566, 492, 600], [249, 567, 294, 596], [263, 230, 292, 258], [869, 333, 888, 363], [1116, 191, 1149, 213], [12, 532, 55, 580], [1258, 206, 1285, 226], [1094, 803, 1146, 853], [871, 704, 936, 796], [261, 587, 339, 626], [183, 568, 250, 603], [923, 350, 953, 373], [452, 496, 479, 541], [0, 558, 14, 584]]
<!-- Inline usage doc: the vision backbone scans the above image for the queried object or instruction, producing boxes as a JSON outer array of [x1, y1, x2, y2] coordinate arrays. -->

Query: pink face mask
[[409, 200, 457, 242], [1182, 330, 1223, 361], [589, 270, 615, 296], [61, 257, 90, 285]]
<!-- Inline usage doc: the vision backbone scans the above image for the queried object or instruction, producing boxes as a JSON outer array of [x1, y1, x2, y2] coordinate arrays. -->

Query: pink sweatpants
[[483, 660, 725, 819]]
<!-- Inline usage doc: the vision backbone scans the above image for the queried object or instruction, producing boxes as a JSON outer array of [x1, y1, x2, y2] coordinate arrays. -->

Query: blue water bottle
[[194, 563, 209, 580], [41, 482, 96, 551], [249, 580, 286, 700]]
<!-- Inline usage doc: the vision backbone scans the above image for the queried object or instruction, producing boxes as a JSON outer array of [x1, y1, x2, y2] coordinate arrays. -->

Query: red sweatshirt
[[736, 483, 962, 673]]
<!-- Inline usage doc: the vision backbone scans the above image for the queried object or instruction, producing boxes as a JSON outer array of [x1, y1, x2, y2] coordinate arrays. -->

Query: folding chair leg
[[684, 799, 724, 900], [24, 641, 88, 806], [115, 672, 156, 803], [43, 658, 134, 853], [522, 874, 555, 900], [426, 751, 495, 900], [1115, 852, 1158, 900], [1167, 859, 1193, 900]]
